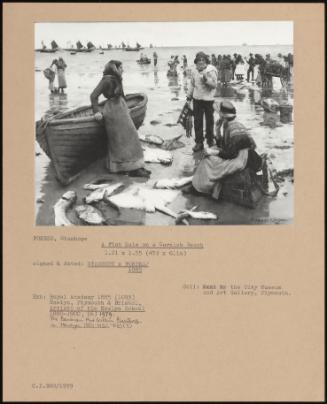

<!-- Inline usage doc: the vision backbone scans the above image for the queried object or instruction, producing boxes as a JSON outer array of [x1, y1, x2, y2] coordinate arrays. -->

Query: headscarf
[[103, 60, 124, 96]]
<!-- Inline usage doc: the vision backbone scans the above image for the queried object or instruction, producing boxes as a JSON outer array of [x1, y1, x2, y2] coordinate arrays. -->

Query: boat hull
[[36, 93, 148, 185], [37, 49, 58, 53]]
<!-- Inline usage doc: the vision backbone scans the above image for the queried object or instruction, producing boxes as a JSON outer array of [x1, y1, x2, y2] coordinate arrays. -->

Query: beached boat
[[39, 49, 57, 53], [125, 47, 142, 52], [37, 40, 59, 53], [36, 93, 148, 185], [137, 59, 151, 64]]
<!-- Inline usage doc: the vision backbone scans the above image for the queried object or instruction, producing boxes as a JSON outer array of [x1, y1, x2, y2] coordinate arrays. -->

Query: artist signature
[[251, 218, 292, 224]]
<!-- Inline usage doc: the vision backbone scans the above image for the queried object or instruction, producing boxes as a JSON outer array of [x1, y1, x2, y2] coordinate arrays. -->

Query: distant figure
[[234, 54, 246, 80], [211, 54, 217, 67], [153, 52, 158, 67], [221, 55, 232, 85], [52, 57, 67, 94], [182, 55, 188, 69], [216, 55, 222, 82], [245, 53, 255, 82], [232, 53, 238, 79], [167, 56, 178, 77]]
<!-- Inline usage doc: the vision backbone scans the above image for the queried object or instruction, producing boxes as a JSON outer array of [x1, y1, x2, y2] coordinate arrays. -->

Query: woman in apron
[[90, 60, 151, 178]]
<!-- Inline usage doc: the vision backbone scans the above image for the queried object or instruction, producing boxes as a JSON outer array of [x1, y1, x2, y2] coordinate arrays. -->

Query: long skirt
[[103, 97, 145, 172], [192, 149, 249, 199], [48, 78, 55, 91], [57, 69, 67, 88]]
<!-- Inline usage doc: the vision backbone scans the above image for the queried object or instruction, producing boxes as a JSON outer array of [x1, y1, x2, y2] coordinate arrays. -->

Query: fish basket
[[43, 68, 55, 81], [220, 169, 265, 209], [279, 104, 293, 123]]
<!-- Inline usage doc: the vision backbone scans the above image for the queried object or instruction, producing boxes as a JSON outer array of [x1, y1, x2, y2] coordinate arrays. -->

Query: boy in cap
[[186, 51, 218, 152]]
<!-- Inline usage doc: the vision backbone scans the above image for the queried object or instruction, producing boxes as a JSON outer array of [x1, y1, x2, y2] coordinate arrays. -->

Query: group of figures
[[43, 57, 68, 94], [41, 50, 292, 206], [167, 54, 188, 77], [210, 52, 294, 87]]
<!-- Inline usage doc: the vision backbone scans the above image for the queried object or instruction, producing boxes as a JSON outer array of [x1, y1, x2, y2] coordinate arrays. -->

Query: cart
[[264, 63, 290, 87]]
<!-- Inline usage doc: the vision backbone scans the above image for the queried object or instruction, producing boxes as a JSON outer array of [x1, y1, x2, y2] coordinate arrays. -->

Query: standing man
[[245, 53, 255, 82], [187, 51, 218, 152], [153, 52, 158, 67]]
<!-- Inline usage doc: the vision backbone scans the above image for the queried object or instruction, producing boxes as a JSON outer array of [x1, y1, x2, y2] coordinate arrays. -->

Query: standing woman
[[153, 51, 158, 67], [90, 60, 150, 177], [216, 55, 222, 82], [53, 57, 67, 94]]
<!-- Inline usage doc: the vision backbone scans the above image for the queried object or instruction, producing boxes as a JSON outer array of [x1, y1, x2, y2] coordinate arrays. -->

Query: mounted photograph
[[35, 21, 294, 226]]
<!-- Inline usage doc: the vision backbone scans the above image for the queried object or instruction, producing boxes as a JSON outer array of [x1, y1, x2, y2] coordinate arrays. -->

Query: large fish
[[139, 133, 164, 145], [85, 183, 124, 204], [183, 211, 217, 220], [75, 205, 105, 225], [175, 207, 218, 224], [161, 134, 186, 151], [106, 186, 179, 213], [105, 187, 152, 212], [142, 147, 173, 165], [54, 190, 77, 226], [83, 183, 112, 191], [154, 176, 193, 189]]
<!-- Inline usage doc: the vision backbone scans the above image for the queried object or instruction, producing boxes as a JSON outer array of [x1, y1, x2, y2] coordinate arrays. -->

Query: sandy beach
[[35, 45, 294, 226]]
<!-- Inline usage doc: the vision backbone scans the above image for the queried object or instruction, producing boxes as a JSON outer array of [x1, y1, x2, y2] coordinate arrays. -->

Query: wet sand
[[35, 48, 293, 226]]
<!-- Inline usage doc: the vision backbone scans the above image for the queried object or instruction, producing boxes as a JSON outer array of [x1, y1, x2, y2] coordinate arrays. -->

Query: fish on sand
[[138, 133, 164, 145], [105, 186, 179, 213], [54, 190, 77, 226], [175, 206, 218, 224], [75, 205, 105, 225], [142, 147, 173, 165], [83, 183, 112, 191], [161, 134, 186, 151], [153, 176, 193, 189], [85, 183, 124, 204], [182, 210, 217, 220]]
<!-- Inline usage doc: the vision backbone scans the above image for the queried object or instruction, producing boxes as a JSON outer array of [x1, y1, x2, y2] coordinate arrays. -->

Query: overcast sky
[[35, 21, 293, 48]]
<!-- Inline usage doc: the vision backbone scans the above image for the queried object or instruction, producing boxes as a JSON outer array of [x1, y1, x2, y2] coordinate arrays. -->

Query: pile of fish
[[54, 191, 77, 226], [53, 178, 218, 226]]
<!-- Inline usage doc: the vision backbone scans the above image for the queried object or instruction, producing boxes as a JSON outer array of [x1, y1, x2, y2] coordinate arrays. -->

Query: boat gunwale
[[46, 93, 148, 126]]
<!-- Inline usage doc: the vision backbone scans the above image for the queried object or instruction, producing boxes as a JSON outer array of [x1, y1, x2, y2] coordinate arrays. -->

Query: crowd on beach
[[165, 51, 293, 86], [41, 49, 293, 208]]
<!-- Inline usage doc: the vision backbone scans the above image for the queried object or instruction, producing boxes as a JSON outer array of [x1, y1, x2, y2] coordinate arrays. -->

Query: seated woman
[[186, 101, 262, 199], [90, 60, 150, 178]]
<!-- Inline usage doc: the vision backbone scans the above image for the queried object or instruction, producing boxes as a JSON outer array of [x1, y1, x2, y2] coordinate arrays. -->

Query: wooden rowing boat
[[137, 59, 151, 64], [36, 93, 148, 185]]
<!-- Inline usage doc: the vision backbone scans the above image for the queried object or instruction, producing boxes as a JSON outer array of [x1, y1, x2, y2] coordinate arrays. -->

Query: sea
[[35, 44, 294, 225]]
